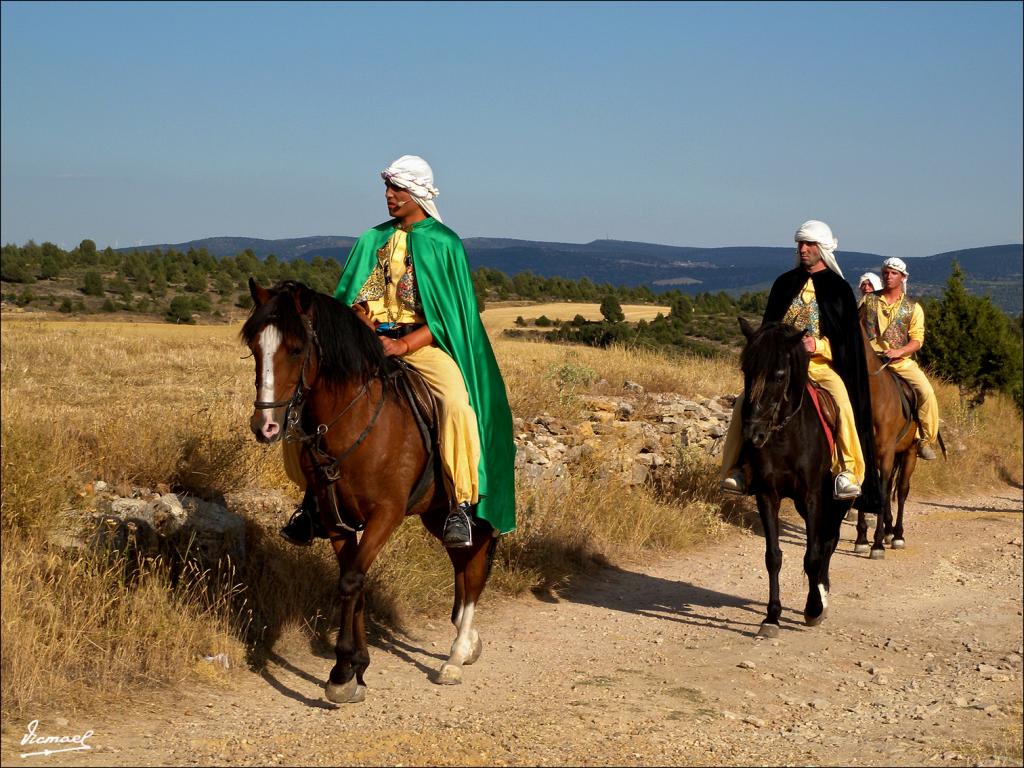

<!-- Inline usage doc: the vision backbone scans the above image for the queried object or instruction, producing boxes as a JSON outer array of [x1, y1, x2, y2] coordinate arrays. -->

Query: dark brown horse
[[857, 317, 943, 558], [241, 279, 497, 703], [737, 318, 852, 637]]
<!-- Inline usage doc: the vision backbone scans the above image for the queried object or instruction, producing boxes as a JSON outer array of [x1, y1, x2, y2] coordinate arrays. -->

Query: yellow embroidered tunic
[[866, 293, 938, 442], [720, 279, 865, 483], [358, 229, 481, 505]]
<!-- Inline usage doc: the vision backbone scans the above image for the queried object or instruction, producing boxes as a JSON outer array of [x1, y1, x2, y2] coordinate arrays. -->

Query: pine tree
[[599, 294, 625, 323], [918, 263, 1023, 406]]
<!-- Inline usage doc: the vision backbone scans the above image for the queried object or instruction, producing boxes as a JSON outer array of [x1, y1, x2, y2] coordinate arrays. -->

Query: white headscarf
[[882, 256, 909, 292], [381, 155, 442, 223], [858, 272, 882, 292], [794, 220, 843, 278]]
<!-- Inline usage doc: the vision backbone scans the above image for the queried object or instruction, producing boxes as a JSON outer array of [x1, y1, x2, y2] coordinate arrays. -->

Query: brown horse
[[241, 279, 497, 704], [857, 317, 940, 558]]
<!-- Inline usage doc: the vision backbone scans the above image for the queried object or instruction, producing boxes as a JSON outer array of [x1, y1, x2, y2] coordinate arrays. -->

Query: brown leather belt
[[375, 323, 424, 340]]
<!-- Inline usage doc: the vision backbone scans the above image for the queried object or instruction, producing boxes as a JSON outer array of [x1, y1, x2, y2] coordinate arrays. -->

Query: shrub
[[82, 270, 104, 296], [166, 296, 196, 324]]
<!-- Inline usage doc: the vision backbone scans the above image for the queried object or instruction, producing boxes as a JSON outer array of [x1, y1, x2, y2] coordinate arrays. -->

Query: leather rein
[[253, 316, 383, 473], [747, 365, 806, 445]]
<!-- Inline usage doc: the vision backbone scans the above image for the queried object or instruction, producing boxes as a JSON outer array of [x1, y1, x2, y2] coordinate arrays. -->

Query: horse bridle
[[252, 313, 386, 477], [747, 366, 806, 445], [252, 315, 322, 436]]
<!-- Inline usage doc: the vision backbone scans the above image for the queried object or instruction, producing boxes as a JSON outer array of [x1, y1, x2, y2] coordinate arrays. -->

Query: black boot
[[280, 488, 326, 546], [442, 502, 474, 549]]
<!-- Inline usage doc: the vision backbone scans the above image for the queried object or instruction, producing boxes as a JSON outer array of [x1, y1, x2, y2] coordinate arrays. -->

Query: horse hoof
[[883, 534, 894, 545], [869, 548, 885, 560], [464, 632, 482, 666], [891, 539, 905, 549], [757, 623, 780, 639], [324, 678, 366, 704], [854, 543, 871, 554], [804, 606, 828, 627], [435, 663, 463, 685]]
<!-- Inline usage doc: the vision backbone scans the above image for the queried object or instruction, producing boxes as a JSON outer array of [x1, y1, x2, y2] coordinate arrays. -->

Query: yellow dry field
[[481, 302, 670, 332]]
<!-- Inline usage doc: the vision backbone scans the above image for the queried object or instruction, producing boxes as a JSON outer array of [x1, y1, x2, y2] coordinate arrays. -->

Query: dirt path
[[4, 492, 1022, 767]]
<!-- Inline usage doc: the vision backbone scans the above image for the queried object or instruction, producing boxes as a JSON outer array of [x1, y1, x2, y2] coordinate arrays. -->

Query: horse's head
[[240, 278, 390, 443], [738, 317, 809, 448], [240, 278, 319, 443]]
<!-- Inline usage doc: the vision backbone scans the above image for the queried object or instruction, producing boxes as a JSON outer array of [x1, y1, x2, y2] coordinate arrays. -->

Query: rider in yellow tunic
[[352, 226, 482, 509], [860, 257, 940, 460], [720, 220, 880, 505]]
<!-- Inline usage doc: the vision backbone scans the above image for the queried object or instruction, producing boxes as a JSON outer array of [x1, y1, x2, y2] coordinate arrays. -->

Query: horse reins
[[748, 367, 806, 444]]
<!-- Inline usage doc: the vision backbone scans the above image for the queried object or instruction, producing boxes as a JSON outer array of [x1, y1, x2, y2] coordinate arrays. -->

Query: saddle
[[390, 357, 438, 432], [884, 367, 917, 445], [806, 382, 837, 456]]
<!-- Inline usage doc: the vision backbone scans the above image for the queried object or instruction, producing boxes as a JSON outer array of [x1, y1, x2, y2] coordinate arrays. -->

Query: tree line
[[2, 239, 1020, 409]]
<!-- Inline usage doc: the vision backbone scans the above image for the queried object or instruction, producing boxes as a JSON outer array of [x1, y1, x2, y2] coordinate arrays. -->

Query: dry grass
[[481, 302, 671, 333], [1, 314, 1019, 720], [0, 533, 247, 717]]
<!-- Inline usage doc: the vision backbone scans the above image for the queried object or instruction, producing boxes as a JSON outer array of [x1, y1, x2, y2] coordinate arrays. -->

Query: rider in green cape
[[331, 155, 516, 543]]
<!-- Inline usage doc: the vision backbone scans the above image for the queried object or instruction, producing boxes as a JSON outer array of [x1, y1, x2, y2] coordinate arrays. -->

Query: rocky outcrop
[[515, 385, 736, 486], [82, 482, 249, 570], [65, 386, 737, 562]]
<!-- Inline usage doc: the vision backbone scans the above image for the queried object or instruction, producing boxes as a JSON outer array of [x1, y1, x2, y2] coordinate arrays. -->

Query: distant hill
[[122, 237, 1023, 313]]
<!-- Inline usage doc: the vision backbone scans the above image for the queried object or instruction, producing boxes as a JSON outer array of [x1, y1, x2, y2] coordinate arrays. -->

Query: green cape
[[333, 217, 517, 534]]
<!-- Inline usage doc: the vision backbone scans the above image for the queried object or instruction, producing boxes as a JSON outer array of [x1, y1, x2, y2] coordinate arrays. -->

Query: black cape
[[763, 267, 883, 512]]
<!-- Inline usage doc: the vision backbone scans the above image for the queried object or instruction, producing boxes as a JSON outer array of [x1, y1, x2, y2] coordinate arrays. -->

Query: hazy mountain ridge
[[122, 236, 1023, 312]]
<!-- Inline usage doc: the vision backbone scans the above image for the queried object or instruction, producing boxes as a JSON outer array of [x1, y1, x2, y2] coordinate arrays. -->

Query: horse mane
[[240, 281, 391, 386], [740, 321, 808, 404]]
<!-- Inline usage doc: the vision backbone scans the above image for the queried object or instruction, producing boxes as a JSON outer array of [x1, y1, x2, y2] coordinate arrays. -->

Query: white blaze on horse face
[[256, 326, 283, 434]]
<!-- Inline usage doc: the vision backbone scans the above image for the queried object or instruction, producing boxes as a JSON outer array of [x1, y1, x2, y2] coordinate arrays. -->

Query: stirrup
[[279, 493, 326, 546], [443, 503, 474, 549]]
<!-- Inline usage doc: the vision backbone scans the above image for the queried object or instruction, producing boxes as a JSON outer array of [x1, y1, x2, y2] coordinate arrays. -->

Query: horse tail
[[484, 535, 499, 581], [936, 429, 948, 461], [890, 459, 902, 503]]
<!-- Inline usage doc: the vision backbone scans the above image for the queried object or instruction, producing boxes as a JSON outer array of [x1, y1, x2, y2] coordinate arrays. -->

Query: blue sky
[[2, 1, 1021, 258]]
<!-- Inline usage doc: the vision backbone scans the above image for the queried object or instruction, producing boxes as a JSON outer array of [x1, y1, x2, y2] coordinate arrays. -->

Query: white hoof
[[324, 678, 366, 704], [869, 548, 885, 560], [435, 663, 463, 685], [854, 543, 871, 554], [464, 632, 482, 666], [883, 534, 894, 545], [804, 606, 828, 627], [891, 539, 906, 549]]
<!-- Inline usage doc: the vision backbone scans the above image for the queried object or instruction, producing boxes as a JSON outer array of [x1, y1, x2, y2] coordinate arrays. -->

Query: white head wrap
[[882, 256, 909, 291], [381, 155, 442, 223], [882, 257, 908, 276], [794, 220, 843, 278], [858, 272, 882, 292]]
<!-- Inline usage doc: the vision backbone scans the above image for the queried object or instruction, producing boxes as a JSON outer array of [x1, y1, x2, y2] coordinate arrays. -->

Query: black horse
[[737, 318, 853, 637]]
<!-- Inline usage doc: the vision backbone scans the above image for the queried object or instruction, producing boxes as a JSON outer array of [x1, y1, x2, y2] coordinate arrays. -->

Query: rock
[[94, 491, 245, 569], [743, 716, 766, 728], [738, 661, 756, 670], [623, 380, 644, 393]]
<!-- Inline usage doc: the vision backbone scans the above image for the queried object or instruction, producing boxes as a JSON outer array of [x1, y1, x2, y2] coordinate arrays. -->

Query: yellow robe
[[868, 294, 939, 442], [721, 279, 865, 483]]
